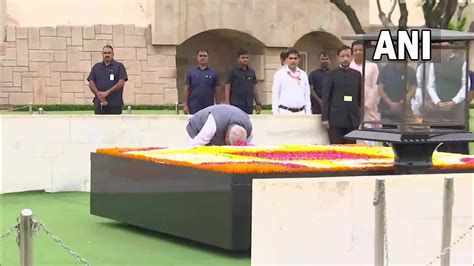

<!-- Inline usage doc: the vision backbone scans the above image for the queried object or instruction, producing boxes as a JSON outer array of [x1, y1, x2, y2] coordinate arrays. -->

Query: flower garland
[[287, 70, 301, 85], [229, 150, 390, 160], [95, 145, 474, 174]]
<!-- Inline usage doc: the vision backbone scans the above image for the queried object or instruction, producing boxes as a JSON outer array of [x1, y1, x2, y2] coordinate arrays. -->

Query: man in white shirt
[[186, 104, 255, 146], [412, 62, 435, 120], [425, 42, 470, 154], [427, 58, 469, 110], [272, 48, 312, 115]]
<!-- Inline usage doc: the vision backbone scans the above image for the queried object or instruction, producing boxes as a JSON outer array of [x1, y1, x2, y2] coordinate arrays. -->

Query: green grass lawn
[[0, 192, 250, 265]]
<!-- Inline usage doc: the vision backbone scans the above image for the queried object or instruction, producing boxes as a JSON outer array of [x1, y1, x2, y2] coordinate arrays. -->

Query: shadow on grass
[[96, 221, 251, 258]]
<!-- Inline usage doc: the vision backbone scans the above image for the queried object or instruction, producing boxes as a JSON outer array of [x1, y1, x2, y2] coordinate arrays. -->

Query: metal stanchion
[[374, 178, 386, 266], [441, 177, 454, 266], [19, 209, 34, 266], [175, 102, 179, 114], [28, 103, 33, 114], [127, 106, 132, 114]]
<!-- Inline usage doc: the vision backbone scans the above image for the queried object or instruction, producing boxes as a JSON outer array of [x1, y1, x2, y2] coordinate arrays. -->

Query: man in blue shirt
[[87, 45, 128, 114], [183, 50, 220, 114]]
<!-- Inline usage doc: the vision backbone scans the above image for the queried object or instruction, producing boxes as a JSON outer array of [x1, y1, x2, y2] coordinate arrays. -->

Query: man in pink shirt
[[350, 41, 381, 130], [350, 41, 380, 146]]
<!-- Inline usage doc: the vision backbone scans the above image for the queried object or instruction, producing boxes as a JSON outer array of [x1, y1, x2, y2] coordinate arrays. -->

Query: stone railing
[[0, 114, 328, 194]]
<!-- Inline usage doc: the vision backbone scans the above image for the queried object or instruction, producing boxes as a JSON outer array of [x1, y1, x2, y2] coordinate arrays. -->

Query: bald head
[[225, 124, 248, 145]]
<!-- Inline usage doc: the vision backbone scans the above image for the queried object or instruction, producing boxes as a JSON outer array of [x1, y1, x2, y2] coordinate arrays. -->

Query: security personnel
[[183, 50, 219, 114], [225, 48, 262, 114], [87, 45, 128, 114]]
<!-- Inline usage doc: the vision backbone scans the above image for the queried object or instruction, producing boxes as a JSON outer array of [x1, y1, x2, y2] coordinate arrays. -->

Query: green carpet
[[0, 192, 250, 266]]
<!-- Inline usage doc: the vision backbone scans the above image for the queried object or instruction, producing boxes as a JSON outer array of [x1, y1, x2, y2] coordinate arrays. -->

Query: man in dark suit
[[321, 45, 362, 144]]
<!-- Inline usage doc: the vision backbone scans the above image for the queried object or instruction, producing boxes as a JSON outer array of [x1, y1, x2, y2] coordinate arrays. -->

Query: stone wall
[[252, 174, 473, 265], [0, 0, 5, 45], [263, 48, 284, 105], [0, 114, 328, 193], [175, 29, 267, 103], [0, 24, 178, 105], [153, 0, 368, 47], [5, 0, 154, 27]]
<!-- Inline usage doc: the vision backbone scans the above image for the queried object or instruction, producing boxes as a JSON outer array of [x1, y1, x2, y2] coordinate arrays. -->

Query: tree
[[328, 0, 365, 34], [448, 0, 471, 31], [421, 0, 464, 29], [376, 0, 409, 29], [329, 0, 471, 34]]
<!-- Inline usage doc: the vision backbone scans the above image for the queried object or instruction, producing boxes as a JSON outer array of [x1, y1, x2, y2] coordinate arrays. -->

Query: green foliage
[[448, 14, 469, 31], [448, 17, 467, 31]]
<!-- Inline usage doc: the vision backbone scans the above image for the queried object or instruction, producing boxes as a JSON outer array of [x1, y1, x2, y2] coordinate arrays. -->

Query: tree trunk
[[376, 0, 395, 28], [329, 0, 365, 34], [398, 0, 408, 30], [456, 1, 468, 22], [387, 0, 398, 22], [330, 0, 471, 36], [440, 0, 458, 29], [430, 0, 449, 28], [422, 0, 438, 28]]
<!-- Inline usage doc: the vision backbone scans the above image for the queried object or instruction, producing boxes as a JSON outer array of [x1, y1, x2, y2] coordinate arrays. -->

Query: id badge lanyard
[[109, 69, 115, 81]]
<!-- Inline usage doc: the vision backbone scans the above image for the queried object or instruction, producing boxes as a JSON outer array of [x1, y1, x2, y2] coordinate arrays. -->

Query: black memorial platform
[[90, 152, 472, 250]]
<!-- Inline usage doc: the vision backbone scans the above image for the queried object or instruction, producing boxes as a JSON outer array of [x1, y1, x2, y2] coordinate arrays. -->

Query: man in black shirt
[[308, 52, 330, 114], [225, 49, 262, 114], [322, 45, 362, 144], [87, 45, 128, 114]]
